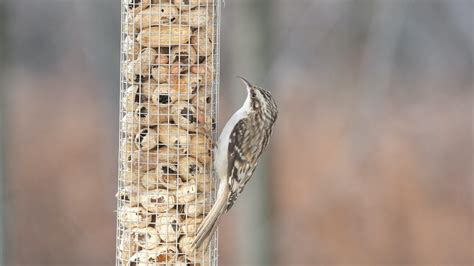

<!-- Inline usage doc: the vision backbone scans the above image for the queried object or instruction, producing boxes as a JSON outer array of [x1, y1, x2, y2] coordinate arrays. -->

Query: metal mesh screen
[[117, 0, 220, 265]]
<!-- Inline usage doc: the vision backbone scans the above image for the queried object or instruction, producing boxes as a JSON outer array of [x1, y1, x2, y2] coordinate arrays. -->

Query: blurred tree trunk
[[351, 1, 407, 163], [0, 0, 6, 264], [228, 0, 273, 264]]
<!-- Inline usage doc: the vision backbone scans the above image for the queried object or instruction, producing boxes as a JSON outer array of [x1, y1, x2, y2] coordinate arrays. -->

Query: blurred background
[[0, 0, 472, 265]]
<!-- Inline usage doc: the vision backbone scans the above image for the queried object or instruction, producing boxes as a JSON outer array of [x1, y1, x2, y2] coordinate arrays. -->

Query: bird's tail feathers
[[192, 182, 229, 250]]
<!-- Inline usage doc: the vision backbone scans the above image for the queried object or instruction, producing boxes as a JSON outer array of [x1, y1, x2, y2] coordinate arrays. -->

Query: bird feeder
[[117, 0, 220, 265]]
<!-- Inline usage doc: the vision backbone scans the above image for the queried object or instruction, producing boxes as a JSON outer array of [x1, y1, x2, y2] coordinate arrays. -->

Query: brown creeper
[[192, 76, 278, 250]]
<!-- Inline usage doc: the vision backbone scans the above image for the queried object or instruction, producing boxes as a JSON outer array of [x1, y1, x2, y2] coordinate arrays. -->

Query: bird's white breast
[[214, 106, 248, 181]]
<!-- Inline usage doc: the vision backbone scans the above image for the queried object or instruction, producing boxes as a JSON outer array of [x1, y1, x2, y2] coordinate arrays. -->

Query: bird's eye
[[251, 92, 257, 98]]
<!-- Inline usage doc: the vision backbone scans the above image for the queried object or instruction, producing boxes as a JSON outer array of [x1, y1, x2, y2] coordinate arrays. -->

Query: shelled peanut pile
[[117, 0, 218, 265]]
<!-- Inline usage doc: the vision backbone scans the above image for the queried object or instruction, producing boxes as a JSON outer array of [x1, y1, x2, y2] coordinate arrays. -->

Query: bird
[[191, 76, 278, 250]]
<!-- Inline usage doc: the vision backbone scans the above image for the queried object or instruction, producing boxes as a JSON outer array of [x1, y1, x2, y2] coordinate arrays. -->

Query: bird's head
[[237, 76, 278, 118]]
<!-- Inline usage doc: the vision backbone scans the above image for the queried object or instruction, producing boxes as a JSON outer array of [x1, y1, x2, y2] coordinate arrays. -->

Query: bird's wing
[[226, 118, 259, 211]]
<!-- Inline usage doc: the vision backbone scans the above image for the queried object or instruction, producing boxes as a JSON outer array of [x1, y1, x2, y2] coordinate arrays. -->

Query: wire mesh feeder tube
[[117, 0, 220, 265]]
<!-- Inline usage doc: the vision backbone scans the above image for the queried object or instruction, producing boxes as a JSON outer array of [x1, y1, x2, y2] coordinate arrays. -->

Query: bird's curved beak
[[237, 76, 252, 89]]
